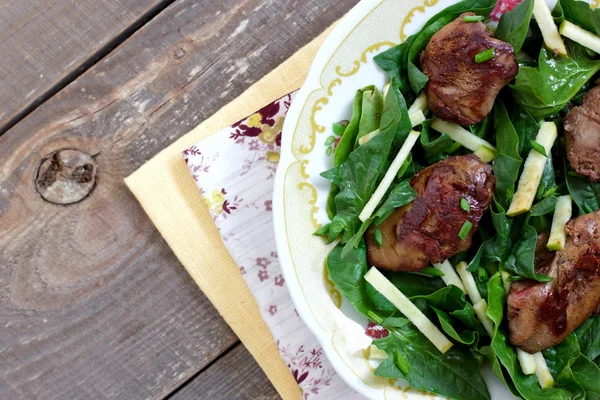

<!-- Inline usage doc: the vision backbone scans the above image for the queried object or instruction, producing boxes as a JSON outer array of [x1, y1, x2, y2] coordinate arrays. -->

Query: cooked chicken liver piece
[[365, 154, 495, 272], [565, 87, 600, 182], [508, 210, 600, 353], [420, 12, 519, 126]]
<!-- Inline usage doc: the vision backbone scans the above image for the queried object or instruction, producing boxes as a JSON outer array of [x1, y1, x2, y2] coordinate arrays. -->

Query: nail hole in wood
[[35, 149, 98, 205]]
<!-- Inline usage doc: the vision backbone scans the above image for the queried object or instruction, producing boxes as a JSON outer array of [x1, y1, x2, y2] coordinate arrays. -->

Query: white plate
[[273, 1, 520, 398]]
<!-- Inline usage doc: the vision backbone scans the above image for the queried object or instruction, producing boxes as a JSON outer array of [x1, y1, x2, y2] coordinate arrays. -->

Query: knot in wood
[[35, 149, 98, 205]]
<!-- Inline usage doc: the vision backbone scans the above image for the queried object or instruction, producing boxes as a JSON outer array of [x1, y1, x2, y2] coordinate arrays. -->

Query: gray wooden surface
[[0, 0, 357, 398]]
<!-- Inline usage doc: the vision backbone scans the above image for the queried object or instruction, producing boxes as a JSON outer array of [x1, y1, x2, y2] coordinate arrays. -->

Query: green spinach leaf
[[560, 0, 600, 35], [575, 316, 600, 361], [511, 41, 600, 118], [373, 320, 491, 400], [495, 0, 534, 53]]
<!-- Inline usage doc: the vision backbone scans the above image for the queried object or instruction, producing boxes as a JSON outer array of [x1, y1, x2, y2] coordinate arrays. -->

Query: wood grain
[[0, 0, 356, 398], [170, 344, 280, 400], [0, 0, 174, 134]]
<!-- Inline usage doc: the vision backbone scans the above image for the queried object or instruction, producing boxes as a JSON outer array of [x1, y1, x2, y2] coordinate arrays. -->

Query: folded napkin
[[182, 93, 361, 399], [125, 25, 345, 400]]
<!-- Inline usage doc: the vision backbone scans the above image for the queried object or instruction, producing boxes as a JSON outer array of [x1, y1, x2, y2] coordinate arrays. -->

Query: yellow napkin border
[[125, 24, 337, 399]]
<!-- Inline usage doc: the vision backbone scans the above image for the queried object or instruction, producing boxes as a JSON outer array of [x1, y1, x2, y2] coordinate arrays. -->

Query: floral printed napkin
[[183, 93, 361, 399]]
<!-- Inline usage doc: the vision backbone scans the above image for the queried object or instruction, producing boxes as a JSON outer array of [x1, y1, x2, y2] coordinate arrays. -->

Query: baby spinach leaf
[[374, 39, 416, 103], [571, 355, 600, 399], [355, 87, 384, 146], [504, 197, 556, 282], [575, 316, 600, 361], [543, 334, 585, 397], [326, 240, 373, 317], [560, 0, 600, 35], [495, 0, 534, 53], [493, 101, 523, 209], [373, 181, 417, 226], [373, 319, 491, 400], [511, 40, 600, 118], [334, 87, 367, 166], [566, 171, 600, 215], [387, 272, 446, 298]]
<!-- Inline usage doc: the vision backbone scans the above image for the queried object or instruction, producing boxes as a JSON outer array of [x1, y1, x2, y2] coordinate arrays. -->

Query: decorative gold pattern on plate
[[400, 0, 440, 41], [300, 97, 329, 155], [298, 182, 321, 230], [327, 78, 343, 96], [335, 41, 398, 77]]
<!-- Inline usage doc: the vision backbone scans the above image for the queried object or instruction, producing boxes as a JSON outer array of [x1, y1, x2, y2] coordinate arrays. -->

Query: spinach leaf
[[504, 197, 556, 282], [388, 272, 446, 298], [356, 87, 384, 146], [495, 0, 534, 53], [468, 200, 512, 272], [493, 101, 523, 209], [373, 181, 417, 225], [575, 316, 600, 361], [566, 171, 600, 214], [334, 87, 366, 166], [412, 285, 486, 344], [326, 240, 373, 317], [511, 40, 600, 118], [560, 0, 600, 35], [543, 334, 585, 397], [487, 274, 572, 400], [373, 319, 491, 400], [374, 39, 415, 103], [572, 355, 600, 399], [327, 84, 411, 243]]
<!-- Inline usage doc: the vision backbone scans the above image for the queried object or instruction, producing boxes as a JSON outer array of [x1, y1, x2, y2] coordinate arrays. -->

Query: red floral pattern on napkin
[[183, 93, 360, 399]]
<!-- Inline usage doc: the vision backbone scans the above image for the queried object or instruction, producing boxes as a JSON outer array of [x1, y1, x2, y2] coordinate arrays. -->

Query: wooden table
[[0, 1, 356, 398]]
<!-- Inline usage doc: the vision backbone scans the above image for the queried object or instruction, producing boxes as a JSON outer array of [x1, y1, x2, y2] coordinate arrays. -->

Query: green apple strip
[[431, 119, 497, 163], [533, 0, 568, 56], [456, 262, 482, 304], [560, 21, 600, 54], [364, 267, 454, 353], [534, 352, 555, 388], [359, 130, 421, 222], [358, 129, 380, 146], [507, 122, 558, 216], [408, 92, 428, 114], [473, 299, 495, 337], [433, 260, 466, 293], [517, 349, 538, 375], [547, 195, 572, 251]]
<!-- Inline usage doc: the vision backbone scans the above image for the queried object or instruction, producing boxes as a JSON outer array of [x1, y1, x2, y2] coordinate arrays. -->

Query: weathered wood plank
[[0, 0, 357, 398], [170, 344, 280, 400], [0, 0, 174, 134]]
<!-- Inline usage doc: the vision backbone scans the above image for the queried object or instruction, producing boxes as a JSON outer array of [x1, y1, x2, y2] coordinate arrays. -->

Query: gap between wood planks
[[0, 0, 178, 137], [164, 340, 241, 399]]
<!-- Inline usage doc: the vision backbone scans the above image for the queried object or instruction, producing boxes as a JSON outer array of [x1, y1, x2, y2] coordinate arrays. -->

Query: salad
[[316, 0, 600, 399]]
